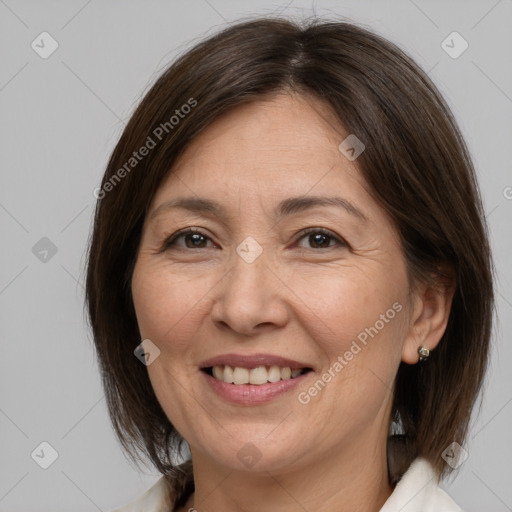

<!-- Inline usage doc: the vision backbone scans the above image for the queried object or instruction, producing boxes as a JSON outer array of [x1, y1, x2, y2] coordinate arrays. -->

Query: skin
[[131, 91, 454, 512]]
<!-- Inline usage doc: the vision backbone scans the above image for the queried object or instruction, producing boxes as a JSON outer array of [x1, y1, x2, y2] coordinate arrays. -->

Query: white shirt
[[112, 457, 462, 512]]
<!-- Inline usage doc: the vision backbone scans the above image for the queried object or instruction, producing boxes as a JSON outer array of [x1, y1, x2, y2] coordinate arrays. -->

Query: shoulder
[[110, 476, 174, 512], [380, 457, 463, 512]]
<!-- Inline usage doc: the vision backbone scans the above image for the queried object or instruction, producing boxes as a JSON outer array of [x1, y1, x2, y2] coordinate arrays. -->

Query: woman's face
[[131, 92, 418, 474]]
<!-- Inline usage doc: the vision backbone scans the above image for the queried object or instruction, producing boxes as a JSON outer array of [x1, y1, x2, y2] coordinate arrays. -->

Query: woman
[[85, 16, 494, 512]]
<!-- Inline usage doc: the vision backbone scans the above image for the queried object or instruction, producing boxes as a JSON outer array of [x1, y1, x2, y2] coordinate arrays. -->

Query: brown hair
[[85, 16, 495, 484]]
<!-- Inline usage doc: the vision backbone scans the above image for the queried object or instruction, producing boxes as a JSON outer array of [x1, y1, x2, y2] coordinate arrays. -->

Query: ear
[[402, 266, 456, 364]]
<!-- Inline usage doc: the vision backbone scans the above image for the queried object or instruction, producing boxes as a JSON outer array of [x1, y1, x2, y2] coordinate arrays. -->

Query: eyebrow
[[148, 195, 368, 223]]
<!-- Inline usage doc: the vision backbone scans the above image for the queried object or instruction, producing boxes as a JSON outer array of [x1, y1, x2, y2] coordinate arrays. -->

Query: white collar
[[379, 457, 462, 511]]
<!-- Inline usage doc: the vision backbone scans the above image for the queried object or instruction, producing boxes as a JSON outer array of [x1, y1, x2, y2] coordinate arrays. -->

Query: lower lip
[[202, 371, 310, 405]]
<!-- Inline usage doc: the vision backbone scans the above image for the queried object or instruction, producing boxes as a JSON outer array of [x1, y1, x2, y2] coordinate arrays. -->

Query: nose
[[210, 242, 290, 336]]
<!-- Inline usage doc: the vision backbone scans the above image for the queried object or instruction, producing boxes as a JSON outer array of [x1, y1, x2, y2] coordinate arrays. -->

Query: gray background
[[1, 0, 511, 510]]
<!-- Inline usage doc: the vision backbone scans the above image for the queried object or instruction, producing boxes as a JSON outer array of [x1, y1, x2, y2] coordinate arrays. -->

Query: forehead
[[151, 93, 369, 207]]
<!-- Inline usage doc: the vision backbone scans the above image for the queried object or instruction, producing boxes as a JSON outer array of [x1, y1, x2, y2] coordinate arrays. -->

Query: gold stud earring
[[418, 346, 430, 362]]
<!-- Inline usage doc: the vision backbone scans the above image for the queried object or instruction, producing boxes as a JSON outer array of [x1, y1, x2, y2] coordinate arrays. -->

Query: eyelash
[[160, 227, 347, 252]]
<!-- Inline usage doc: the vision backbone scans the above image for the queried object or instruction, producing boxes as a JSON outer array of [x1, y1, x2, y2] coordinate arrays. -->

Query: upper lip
[[199, 353, 313, 370]]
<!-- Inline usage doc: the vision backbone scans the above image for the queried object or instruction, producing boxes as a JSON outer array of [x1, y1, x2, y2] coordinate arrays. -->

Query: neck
[[183, 436, 393, 512]]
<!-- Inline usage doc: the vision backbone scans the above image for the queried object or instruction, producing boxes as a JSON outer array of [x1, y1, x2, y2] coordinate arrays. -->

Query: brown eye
[[162, 229, 214, 250], [296, 228, 347, 250]]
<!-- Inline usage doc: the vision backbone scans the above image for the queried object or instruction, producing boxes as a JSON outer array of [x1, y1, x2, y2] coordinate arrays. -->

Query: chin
[[188, 423, 312, 474]]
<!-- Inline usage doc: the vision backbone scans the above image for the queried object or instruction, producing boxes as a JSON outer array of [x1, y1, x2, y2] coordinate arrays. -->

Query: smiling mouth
[[202, 365, 313, 385]]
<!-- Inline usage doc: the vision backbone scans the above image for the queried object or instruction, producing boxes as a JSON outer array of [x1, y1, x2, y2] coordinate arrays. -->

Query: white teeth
[[211, 365, 307, 385], [268, 365, 281, 383], [233, 367, 249, 385], [249, 366, 268, 385], [224, 365, 234, 384], [280, 367, 291, 380]]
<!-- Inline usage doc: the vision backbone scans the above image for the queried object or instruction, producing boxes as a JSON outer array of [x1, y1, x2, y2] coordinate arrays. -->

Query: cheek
[[291, 274, 405, 427], [289, 265, 406, 352], [131, 260, 213, 350], [288, 266, 408, 421], [131, 261, 214, 432]]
